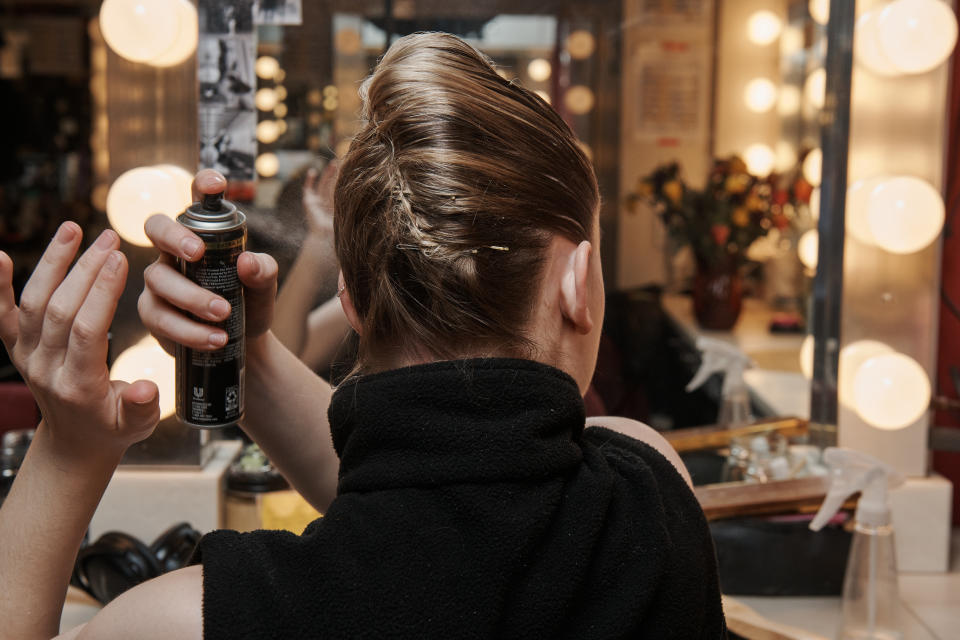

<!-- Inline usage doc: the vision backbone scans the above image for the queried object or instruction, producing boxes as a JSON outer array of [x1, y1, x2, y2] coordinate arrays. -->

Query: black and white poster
[[254, 0, 302, 26], [197, 0, 257, 182]]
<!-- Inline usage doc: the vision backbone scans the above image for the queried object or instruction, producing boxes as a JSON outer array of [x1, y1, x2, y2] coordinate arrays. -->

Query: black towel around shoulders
[[194, 358, 726, 639]]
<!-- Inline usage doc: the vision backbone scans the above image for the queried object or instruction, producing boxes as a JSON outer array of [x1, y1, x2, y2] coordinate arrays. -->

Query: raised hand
[[302, 159, 338, 237], [138, 169, 279, 355], [0, 224, 160, 458]]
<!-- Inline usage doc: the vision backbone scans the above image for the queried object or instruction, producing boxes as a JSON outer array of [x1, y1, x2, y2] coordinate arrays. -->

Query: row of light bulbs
[[800, 337, 931, 431]]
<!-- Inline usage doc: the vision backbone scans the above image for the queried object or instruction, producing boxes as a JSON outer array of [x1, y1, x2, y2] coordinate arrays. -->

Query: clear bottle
[[839, 522, 903, 640]]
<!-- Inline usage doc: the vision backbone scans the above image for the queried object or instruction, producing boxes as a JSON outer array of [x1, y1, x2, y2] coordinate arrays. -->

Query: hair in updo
[[334, 32, 599, 368]]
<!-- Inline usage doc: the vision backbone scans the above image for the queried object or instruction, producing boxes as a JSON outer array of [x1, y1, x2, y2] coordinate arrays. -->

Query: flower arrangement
[[627, 156, 785, 270]]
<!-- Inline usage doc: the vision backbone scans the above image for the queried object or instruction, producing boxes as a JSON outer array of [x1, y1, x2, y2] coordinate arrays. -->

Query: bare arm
[[0, 226, 194, 639], [296, 296, 352, 374], [585, 416, 693, 488], [272, 233, 338, 359], [140, 171, 341, 513]]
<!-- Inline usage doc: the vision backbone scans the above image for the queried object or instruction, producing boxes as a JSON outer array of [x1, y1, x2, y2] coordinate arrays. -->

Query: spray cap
[[686, 337, 754, 425], [202, 191, 225, 212], [809, 447, 904, 531]]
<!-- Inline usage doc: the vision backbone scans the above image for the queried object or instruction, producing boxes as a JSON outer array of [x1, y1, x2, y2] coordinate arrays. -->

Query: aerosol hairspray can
[[175, 191, 246, 428]]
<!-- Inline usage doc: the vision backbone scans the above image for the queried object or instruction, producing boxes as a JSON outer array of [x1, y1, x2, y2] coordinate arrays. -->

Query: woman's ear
[[559, 241, 594, 335], [337, 271, 363, 335]]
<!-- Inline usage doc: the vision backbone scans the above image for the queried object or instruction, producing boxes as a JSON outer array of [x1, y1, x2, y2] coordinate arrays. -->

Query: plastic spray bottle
[[809, 447, 905, 640], [686, 337, 754, 427]]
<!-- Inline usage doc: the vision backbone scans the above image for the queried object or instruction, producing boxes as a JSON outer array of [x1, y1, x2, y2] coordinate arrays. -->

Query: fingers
[[138, 288, 228, 351], [64, 250, 128, 375], [303, 168, 318, 195], [39, 229, 120, 354], [190, 169, 227, 202], [143, 261, 231, 323], [144, 214, 204, 262], [237, 252, 278, 336], [0, 251, 17, 352], [17, 222, 83, 351], [116, 380, 161, 439]]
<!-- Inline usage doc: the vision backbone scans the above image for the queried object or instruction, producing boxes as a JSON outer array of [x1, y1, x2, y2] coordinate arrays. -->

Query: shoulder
[[63, 565, 203, 639], [583, 416, 693, 489]]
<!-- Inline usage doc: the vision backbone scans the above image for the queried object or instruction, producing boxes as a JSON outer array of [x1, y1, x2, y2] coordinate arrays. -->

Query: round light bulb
[[255, 56, 280, 80], [854, 10, 901, 76], [106, 166, 184, 246], [803, 148, 823, 186], [809, 187, 821, 221], [274, 103, 288, 118], [853, 352, 931, 430], [256, 152, 279, 178], [743, 143, 775, 176], [149, 0, 197, 67], [257, 120, 280, 144], [255, 88, 278, 112], [777, 85, 802, 116], [867, 176, 945, 254], [566, 30, 596, 60], [845, 177, 885, 246], [809, 0, 830, 25], [775, 141, 798, 172], [110, 337, 176, 420], [800, 334, 815, 379], [153, 164, 193, 212], [99, 0, 180, 64], [527, 58, 552, 82], [839, 340, 895, 407], [878, 0, 958, 74], [781, 25, 805, 54], [744, 77, 778, 112], [804, 68, 827, 110], [748, 10, 783, 46], [798, 229, 819, 270], [564, 85, 595, 115]]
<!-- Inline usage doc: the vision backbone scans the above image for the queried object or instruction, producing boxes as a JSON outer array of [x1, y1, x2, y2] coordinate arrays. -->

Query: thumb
[[238, 252, 278, 336], [116, 380, 161, 438]]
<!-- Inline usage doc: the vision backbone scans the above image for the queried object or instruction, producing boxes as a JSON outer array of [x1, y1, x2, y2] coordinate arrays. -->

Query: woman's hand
[[302, 160, 338, 237], [138, 169, 279, 355], [0, 224, 160, 460]]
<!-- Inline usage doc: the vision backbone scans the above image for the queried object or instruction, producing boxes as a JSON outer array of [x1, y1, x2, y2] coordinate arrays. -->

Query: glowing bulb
[[743, 144, 775, 176], [775, 141, 797, 172], [798, 229, 819, 270], [255, 56, 280, 80], [566, 30, 596, 60], [564, 86, 595, 115], [110, 337, 176, 420], [867, 176, 945, 254], [99, 0, 180, 64], [809, 0, 829, 25], [803, 148, 823, 186], [800, 335, 815, 379], [777, 85, 802, 116], [804, 68, 826, 110], [255, 88, 278, 112], [149, 0, 197, 67], [527, 58, 552, 82], [748, 11, 783, 45], [854, 10, 901, 76], [274, 103, 288, 118], [853, 352, 931, 430], [781, 25, 805, 54], [276, 119, 287, 134], [153, 164, 193, 213], [839, 340, 895, 407], [257, 120, 280, 144], [744, 78, 778, 112], [877, 0, 958, 74], [275, 85, 287, 101], [106, 166, 185, 246], [845, 177, 885, 246], [810, 187, 821, 221], [256, 152, 279, 178]]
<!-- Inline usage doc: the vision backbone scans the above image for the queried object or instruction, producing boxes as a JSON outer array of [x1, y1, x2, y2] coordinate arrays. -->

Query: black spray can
[[175, 191, 246, 428]]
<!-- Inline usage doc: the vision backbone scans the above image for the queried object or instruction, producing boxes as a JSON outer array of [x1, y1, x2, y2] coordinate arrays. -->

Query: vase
[[692, 261, 743, 330]]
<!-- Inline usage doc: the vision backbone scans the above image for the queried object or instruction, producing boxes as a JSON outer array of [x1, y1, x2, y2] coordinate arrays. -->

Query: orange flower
[[725, 174, 750, 194], [663, 180, 683, 205], [712, 224, 731, 246], [732, 207, 750, 227]]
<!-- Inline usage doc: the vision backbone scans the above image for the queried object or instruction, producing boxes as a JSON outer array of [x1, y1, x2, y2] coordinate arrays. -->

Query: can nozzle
[[202, 191, 225, 212]]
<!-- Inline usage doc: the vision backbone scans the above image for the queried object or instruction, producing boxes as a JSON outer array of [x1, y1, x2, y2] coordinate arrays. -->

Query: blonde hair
[[334, 32, 599, 369]]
